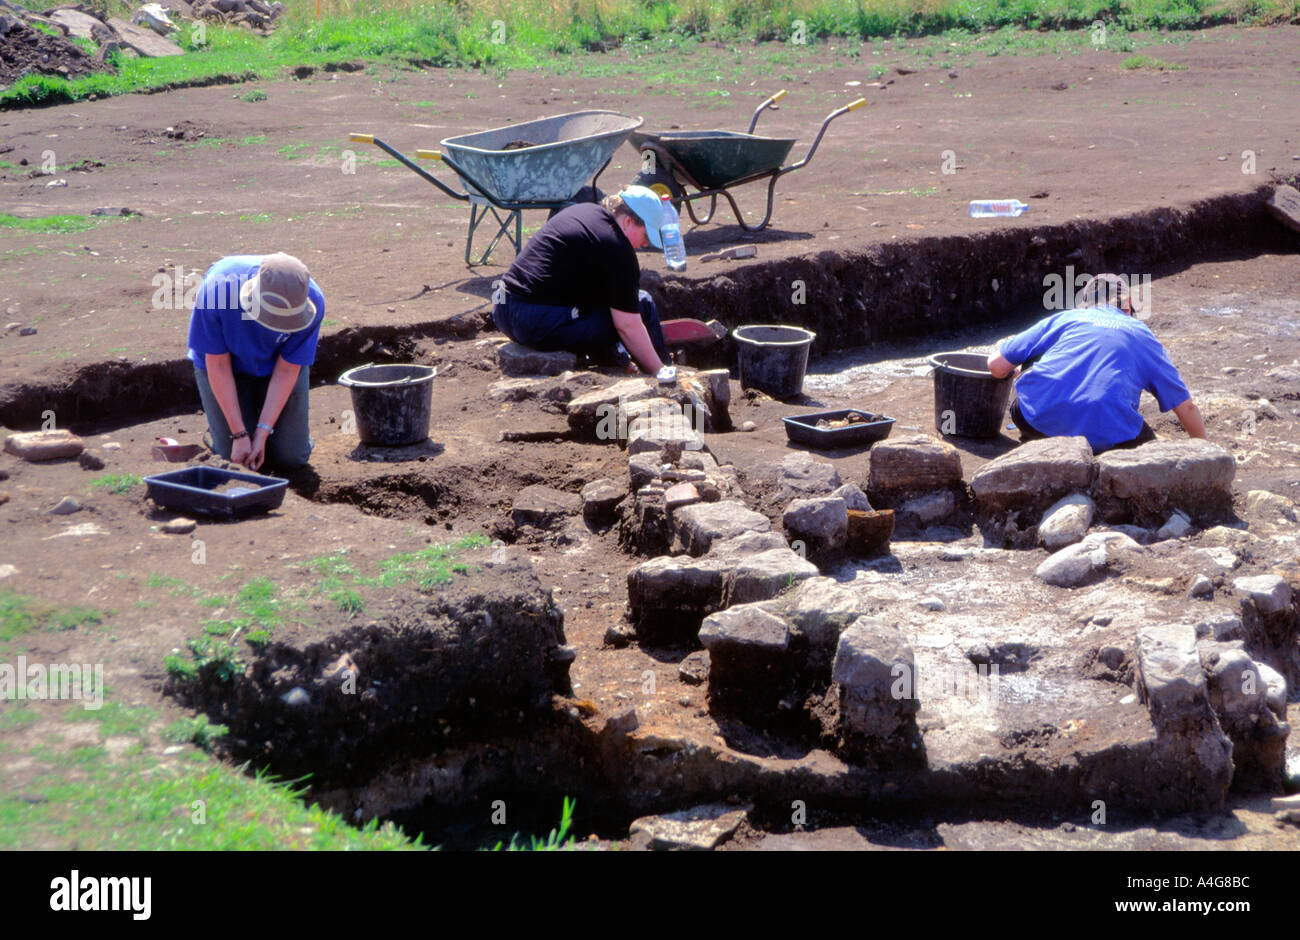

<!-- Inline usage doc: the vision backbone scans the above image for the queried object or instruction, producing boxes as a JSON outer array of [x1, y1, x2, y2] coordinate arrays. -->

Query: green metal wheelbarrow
[[630, 90, 866, 231], [350, 110, 643, 266]]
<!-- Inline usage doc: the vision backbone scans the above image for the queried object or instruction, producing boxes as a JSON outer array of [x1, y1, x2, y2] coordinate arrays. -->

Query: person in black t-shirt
[[494, 186, 671, 374]]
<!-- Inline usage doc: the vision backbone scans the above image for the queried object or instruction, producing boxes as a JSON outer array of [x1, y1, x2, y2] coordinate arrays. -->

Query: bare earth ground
[[1, 26, 1300, 851]]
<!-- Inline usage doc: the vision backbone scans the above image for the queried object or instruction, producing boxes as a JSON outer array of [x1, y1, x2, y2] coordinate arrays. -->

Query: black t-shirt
[[503, 203, 641, 312]]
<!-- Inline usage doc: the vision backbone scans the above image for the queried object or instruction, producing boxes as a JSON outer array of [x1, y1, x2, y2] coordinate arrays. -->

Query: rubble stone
[[1156, 510, 1194, 540], [580, 478, 624, 527], [1037, 492, 1095, 550], [897, 489, 955, 527], [568, 378, 659, 436], [788, 577, 863, 670], [627, 411, 705, 456], [1233, 575, 1292, 616], [1244, 489, 1297, 522], [831, 482, 871, 511]]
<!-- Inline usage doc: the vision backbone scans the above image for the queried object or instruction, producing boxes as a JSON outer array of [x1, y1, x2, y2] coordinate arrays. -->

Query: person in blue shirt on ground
[[493, 186, 671, 375], [986, 274, 1206, 454], [187, 253, 325, 472]]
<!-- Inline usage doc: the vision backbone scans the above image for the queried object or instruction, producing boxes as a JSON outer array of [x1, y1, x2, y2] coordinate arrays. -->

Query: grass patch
[[0, 756, 419, 849], [0, 0, 1286, 108], [0, 214, 102, 235], [490, 797, 576, 851], [162, 714, 227, 751], [89, 472, 142, 495], [330, 588, 365, 615], [0, 706, 40, 731], [1121, 54, 1188, 69], [65, 701, 156, 737], [0, 590, 104, 645], [241, 88, 268, 101]]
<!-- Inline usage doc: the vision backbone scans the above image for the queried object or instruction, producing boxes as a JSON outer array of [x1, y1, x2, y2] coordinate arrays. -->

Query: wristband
[[256, 422, 275, 435], [231, 429, 249, 440]]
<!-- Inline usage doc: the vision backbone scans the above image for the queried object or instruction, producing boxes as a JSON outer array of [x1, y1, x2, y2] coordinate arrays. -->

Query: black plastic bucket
[[733, 324, 816, 399], [337, 364, 437, 446], [928, 352, 1012, 438]]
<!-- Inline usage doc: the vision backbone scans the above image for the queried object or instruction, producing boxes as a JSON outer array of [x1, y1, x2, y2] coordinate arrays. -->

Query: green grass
[[0, 756, 419, 849], [2, 0, 1291, 107], [490, 797, 576, 851], [241, 88, 268, 101], [162, 714, 228, 751], [66, 701, 156, 737], [1121, 53, 1189, 68], [0, 214, 103, 235], [0, 590, 104, 645], [89, 472, 143, 495], [0, 705, 40, 731]]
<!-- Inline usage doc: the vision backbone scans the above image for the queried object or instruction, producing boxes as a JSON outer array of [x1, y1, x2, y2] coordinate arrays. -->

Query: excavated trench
[[65, 183, 1300, 845], [1, 181, 1294, 432]]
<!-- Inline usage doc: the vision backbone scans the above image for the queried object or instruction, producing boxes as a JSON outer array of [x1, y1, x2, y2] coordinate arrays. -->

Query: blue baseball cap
[[619, 185, 665, 249]]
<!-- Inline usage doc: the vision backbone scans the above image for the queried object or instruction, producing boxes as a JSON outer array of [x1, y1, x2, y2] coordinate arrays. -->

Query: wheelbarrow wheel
[[631, 167, 684, 213]]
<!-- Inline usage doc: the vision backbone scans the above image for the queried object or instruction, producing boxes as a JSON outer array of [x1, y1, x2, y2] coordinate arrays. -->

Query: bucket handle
[[337, 362, 375, 388]]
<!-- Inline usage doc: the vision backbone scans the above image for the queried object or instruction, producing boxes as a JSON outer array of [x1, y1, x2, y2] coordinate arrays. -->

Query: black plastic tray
[[782, 409, 896, 449], [144, 466, 288, 518]]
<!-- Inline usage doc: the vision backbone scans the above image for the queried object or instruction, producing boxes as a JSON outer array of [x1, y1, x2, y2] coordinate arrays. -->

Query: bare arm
[[247, 356, 302, 470], [1172, 398, 1206, 440], [611, 308, 665, 374], [205, 353, 252, 465], [987, 352, 1016, 379]]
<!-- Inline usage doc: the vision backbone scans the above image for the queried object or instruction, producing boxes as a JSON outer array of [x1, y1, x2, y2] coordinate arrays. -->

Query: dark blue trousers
[[492, 290, 669, 364]]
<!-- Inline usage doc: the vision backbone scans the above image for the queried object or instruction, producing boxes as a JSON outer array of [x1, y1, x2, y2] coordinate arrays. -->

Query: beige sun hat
[[239, 253, 317, 333]]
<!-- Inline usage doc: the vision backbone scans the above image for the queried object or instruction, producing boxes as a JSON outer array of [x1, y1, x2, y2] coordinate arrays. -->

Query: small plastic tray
[[782, 409, 896, 449], [144, 466, 288, 518]]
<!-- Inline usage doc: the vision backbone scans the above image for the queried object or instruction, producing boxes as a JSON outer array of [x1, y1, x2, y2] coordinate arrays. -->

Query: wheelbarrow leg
[[466, 202, 522, 266], [684, 193, 718, 226], [719, 172, 779, 232]]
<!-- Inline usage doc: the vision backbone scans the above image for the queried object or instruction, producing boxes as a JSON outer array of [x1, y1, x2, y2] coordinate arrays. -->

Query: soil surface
[[2, 27, 1300, 850]]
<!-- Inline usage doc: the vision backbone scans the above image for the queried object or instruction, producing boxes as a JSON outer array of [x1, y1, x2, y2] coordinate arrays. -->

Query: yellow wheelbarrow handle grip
[[846, 97, 867, 111], [349, 133, 374, 144], [415, 149, 442, 161], [770, 89, 788, 103]]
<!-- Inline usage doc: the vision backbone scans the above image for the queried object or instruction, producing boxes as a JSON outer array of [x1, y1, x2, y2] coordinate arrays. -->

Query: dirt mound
[[0, 11, 108, 85]]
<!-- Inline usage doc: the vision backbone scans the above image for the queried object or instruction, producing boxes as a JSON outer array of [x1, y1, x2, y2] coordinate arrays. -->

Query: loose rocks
[[776, 452, 842, 502], [830, 616, 924, 768], [511, 485, 581, 529]]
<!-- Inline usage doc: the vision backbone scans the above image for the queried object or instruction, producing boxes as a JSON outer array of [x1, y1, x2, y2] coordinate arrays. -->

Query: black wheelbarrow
[[350, 110, 642, 266], [629, 90, 866, 231]]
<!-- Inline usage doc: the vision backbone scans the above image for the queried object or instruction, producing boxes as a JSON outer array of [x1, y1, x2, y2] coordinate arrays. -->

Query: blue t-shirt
[[187, 255, 325, 377], [999, 306, 1191, 452]]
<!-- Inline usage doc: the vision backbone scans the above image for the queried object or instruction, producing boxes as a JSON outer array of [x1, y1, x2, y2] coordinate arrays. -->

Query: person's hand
[[230, 434, 253, 467], [247, 429, 270, 471]]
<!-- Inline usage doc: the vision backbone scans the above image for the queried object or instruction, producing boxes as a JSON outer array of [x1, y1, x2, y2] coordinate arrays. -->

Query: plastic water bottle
[[969, 199, 1029, 218], [659, 195, 686, 271]]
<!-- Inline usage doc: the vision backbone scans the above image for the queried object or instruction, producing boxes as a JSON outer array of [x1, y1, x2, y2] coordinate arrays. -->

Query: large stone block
[[724, 548, 819, 606], [497, 341, 576, 377], [776, 452, 842, 502], [627, 411, 705, 456], [3, 429, 84, 462], [511, 485, 581, 529], [1093, 439, 1235, 527], [672, 500, 772, 556], [1135, 624, 1208, 726], [831, 616, 924, 768], [782, 496, 847, 561], [866, 434, 964, 508], [787, 577, 862, 672], [567, 378, 659, 436], [970, 436, 1095, 514], [1037, 492, 1096, 550], [699, 605, 792, 694]]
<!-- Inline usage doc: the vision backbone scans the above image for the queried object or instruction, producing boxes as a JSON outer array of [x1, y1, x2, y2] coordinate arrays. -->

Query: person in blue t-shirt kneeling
[[187, 253, 325, 472], [986, 274, 1206, 454]]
